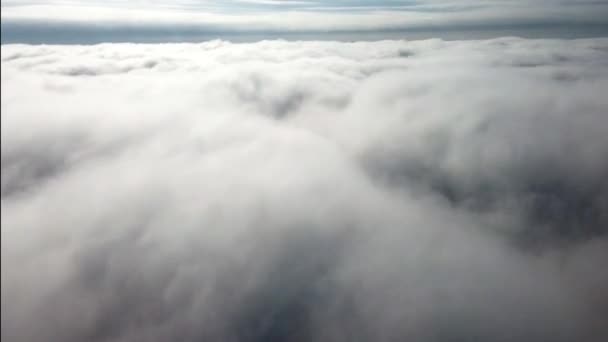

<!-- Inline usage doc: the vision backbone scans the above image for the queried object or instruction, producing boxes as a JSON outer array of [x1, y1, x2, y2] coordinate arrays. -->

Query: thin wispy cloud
[[2, 0, 608, 43]]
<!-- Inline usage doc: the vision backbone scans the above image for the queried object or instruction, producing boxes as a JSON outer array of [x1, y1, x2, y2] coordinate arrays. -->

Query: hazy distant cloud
[[2, 0, 608, 43], [2, 38, 608, 341]]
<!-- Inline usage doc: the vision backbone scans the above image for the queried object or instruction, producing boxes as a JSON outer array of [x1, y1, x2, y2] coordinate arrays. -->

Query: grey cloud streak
[[2, 0, 608, 44], [2, 38, 608, 342]]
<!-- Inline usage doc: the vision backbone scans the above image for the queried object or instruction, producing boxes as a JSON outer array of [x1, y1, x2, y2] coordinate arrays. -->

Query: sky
[[2, 0, 608, 43]]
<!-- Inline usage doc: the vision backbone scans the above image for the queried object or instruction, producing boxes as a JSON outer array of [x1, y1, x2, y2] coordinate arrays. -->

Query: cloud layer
[[2, 0, 608, 43], [2, 37, 608, 342]]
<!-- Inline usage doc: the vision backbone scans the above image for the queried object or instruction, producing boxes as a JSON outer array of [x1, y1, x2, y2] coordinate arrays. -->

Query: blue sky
[[2, 0, 608, 43]]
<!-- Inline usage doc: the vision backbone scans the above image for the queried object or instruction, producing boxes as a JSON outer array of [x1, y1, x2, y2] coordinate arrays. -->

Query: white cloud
[[2, 38, 608, 341]]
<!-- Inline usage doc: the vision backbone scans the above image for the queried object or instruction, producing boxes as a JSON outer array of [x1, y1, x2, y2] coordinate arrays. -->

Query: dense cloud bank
[[2, 38, 608, 342]]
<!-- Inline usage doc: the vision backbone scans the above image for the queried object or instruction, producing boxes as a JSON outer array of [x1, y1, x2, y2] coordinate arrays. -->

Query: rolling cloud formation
[[2, 38, 608, 341]]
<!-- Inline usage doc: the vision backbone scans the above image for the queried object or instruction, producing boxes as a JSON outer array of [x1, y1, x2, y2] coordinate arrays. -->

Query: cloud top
[[2, 37, 608, 342]]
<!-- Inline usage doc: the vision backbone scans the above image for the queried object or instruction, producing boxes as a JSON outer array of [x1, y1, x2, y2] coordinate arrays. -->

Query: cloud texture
[[2, 0, 608, 43], [2, 38, 608, 341]]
